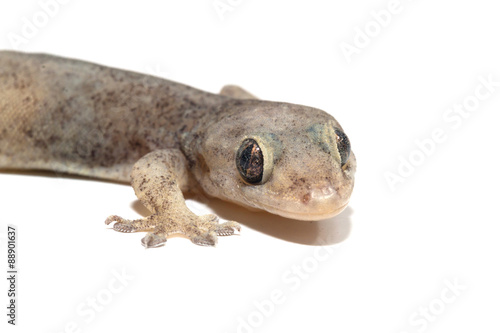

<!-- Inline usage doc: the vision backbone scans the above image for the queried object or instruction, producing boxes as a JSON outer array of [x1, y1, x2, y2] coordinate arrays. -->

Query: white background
[[1, 0, 499, 332]]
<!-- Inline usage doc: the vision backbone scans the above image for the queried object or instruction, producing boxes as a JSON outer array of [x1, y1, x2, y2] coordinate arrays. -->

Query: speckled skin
[[0, 51, 356, 247]]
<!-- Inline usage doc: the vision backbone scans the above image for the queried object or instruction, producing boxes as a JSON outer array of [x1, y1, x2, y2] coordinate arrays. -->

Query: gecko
[[0, 51, 356, 248]]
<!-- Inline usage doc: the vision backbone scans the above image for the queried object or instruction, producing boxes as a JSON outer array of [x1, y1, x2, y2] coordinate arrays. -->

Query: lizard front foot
[[105, 213, 240, 248]]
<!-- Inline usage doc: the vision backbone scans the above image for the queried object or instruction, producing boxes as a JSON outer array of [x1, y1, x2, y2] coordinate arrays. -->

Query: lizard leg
[[105, 149, 240, 248], [219, 85, 258, 99]]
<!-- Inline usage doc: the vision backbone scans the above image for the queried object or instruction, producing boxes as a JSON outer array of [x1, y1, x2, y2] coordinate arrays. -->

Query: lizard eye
[[334, 128, 351, 167], [236, 138, 268, 185]]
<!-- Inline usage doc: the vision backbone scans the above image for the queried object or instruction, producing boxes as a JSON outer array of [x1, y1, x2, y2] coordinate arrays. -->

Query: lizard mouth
[[254, 200, 349, 221]]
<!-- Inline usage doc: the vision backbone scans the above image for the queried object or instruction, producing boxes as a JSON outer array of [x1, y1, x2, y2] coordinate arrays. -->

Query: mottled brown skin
[[0, 51, 356, 247], [0, 51, 224, 181]]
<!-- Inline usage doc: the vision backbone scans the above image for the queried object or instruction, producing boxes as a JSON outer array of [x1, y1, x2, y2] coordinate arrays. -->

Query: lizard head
[[187, 99, 356, 221]]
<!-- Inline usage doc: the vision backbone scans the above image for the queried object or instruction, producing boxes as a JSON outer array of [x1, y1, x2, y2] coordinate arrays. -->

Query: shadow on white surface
[[132, 196, 353, 246], [1, 170, 352, 246]]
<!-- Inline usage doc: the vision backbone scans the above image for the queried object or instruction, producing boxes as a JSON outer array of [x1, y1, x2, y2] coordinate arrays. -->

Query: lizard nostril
[[302, 193, 311, 204]]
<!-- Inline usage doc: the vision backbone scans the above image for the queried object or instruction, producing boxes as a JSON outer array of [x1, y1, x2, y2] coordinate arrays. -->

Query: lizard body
[[0, 51, 356, 247]]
